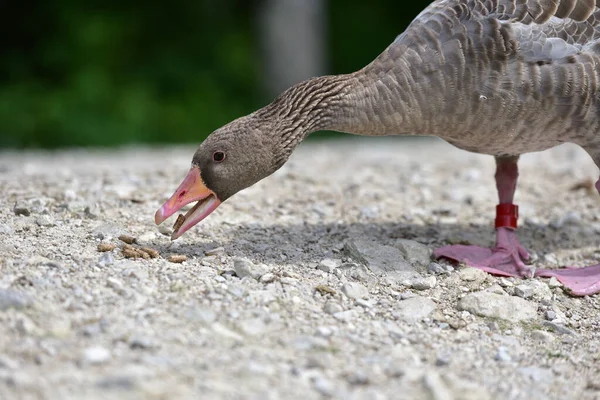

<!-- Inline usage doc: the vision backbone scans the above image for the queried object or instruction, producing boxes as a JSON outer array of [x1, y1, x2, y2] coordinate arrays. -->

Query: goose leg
[[434, 156, 532, 277], [535, 149, 600, 296]]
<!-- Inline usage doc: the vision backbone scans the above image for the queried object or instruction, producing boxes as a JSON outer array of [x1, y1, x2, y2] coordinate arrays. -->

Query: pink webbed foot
[[434, 227, 531, 277], [535, 265, 600, 296]]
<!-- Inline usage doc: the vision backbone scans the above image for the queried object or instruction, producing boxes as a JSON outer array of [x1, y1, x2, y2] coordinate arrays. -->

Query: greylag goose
[[155, 0, 600, 295]]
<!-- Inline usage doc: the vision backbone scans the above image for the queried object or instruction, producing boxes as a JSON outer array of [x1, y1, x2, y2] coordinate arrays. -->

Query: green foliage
[[0, 0, 431, 148]]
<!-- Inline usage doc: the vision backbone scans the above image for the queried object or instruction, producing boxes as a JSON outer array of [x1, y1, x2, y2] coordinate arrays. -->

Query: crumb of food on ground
[[168, 254, 187, 263], [121, 245, 141, 259], [118, 234, 136, 244], [140, 247, 160, 258], [97, 243, 116, 252], [173, 214, 185, 232], [315, 285, 337, 295], [570, 178, 596, 193], [120, 243, 159, 260]]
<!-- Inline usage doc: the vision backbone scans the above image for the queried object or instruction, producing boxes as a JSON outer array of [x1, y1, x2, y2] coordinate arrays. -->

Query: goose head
[[154, 74, 358, 239], [154, 113, 290, 240]]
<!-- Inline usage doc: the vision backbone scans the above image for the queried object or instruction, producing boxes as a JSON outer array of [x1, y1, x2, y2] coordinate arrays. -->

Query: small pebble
[[317, 259, 339, 273], [315, 326, 333, 338], [323, 302, 343, 315], [35, 215, 55, 227], [63, 189, 77, 200], [514, 284, 533, 299], [360, 205, 379, 219], [158, 225, 172, 236], [238, 318, 267, 337], [547, 277, 562, 288], [0, 290, 32, 311], [129, 337, 154, 350], [458, 268, 488, 283], [586, 380, 600, 391], [0, 224, 13, 235], [486, 284, 506, 295], [543, 253, 558, 266], [98, 253, 115, 267], [435, 355, 450, 366], [409, 276, 437, 290], [346, 370, 370, 385], [545, 310, 557, 321], [427, 262, 447, 275], [531, 330, 554, 343], [341, 282, 369, 299], [96, 377, 135, 390], [355, 298, 373, 308], [83, 347, 111, 365], [205, 246, 225, 256], [543, 321, 575, 335], [313, 376, 335, 397], [495, 346, 512, 362], [0, 355, 19, 370], [259, 273, 276, 283], [106, 277, 124, 290], [498, 278, 514, 287], [13, 203, 30, 216], [233, 258, 266, 280]]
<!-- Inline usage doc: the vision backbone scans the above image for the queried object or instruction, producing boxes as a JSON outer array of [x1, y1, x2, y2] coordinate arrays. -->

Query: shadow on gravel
[[169, 220, 600, 267]]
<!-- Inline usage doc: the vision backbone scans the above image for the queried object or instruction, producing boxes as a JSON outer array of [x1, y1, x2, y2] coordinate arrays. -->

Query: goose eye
[[213, 151, 226, 163]]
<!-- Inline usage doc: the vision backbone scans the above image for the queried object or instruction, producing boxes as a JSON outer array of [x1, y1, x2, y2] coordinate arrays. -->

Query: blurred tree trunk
[[257, 0, 327, 98]]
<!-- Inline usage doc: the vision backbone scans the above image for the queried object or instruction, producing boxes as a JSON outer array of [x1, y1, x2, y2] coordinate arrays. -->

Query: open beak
[[155, 166, 221, 240]]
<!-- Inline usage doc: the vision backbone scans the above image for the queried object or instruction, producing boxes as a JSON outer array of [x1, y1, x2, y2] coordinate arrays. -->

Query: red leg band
[[495, 204, 518, 229]]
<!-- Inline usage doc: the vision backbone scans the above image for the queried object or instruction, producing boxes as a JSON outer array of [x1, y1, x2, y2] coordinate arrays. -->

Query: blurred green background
[[0, 0, 430, 148]]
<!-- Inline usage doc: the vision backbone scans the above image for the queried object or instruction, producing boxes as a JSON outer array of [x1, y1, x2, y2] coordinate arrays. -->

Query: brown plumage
[[156, 0, 600, 295], [194, 0, 600, 193]]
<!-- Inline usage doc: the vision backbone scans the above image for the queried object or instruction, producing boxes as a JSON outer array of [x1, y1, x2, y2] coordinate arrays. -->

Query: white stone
[[531, 330, 554, 343], [238, 318, 267, 337], [315, 326, 333, 338], [409, 276, 437, 290], [341, 282, 369, 299], [259, 273, 276, 283], [35, 215, 55, 227], [395, 239, 432, 268], [323, 302, 343, 315], [234, 258, 267, 280], [205, 246, 225, 256], [83, 347, 111, 365], [495, 346, 512, 362], [514, 285, 533, 299], [106, 277, 123, 290], [547, 277, 562, 288], [458, 292, 537, 322], [459, 268, 489, 284], [317, 259, 340, 273], [394, 296, 436, 322]]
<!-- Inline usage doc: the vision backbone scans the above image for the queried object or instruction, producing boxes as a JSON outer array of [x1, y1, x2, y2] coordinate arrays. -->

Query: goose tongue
[[155, 166, 221, 240]]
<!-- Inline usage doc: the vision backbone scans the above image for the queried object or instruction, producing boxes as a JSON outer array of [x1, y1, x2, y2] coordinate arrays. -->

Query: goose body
[[156, 0, 600, 295], [333, 0, 600, 160]]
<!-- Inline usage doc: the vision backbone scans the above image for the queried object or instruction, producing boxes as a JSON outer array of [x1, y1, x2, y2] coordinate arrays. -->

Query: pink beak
[[155, 166, 221, 240]]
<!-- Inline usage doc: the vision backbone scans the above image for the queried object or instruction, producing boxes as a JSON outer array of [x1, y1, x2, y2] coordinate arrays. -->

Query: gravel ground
[[1, 137, 599, 400]]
